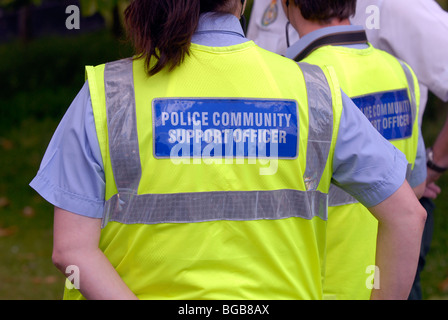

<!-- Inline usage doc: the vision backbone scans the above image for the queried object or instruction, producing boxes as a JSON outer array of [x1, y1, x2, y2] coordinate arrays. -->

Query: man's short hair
[[293, 0, 357, 23]]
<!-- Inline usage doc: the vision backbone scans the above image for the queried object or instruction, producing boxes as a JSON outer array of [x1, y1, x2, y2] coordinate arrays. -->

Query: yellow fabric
[[303, 43, 420, 300], [64, 41, 343, 300]]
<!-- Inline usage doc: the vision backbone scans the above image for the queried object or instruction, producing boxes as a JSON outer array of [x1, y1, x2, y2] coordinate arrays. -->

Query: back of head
[[124, 0, 241, 76], [292, 0, 357, 23]]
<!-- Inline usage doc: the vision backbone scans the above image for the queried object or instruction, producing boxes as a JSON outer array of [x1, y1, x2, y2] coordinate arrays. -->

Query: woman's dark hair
[[124, 0, 237, 76], [293, 0, 357, 24]]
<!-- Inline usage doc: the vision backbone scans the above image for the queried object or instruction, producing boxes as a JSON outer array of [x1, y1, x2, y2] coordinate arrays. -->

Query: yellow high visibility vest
[[303, 43, 420, 300], [64, 41, 344, 299]]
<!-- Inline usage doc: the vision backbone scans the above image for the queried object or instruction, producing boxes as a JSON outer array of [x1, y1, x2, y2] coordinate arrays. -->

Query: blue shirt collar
[[285, 25, 368, 60], [191, 12, 248, 47]]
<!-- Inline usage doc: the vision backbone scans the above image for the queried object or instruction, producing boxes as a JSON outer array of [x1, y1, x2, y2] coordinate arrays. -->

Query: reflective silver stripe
[[328, 184, 357, 207], [398, 60, 417, 129], [101, 60, 334, 226], [395, 62, 416, 186], [104, 58, 141, 193], [103, 189, 328, 226], [298, 63, 333, 191]]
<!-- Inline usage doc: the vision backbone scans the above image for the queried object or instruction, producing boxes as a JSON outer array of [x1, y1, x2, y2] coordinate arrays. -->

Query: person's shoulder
[[253, 44, 301, 70], [368, 45, 398, 62], [373, 46, 416, 73]]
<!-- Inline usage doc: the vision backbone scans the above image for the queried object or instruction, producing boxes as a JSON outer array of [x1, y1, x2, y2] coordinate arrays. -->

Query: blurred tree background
[[0, 0, 447, 299]]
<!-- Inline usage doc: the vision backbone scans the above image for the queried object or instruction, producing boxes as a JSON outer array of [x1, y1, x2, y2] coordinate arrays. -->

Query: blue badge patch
[[152, 98, 298, 159], [352, 89, 413, 140]]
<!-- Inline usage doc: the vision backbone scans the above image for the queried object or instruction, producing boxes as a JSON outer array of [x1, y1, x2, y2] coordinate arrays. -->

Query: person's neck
[[297, 18, 351, 38]]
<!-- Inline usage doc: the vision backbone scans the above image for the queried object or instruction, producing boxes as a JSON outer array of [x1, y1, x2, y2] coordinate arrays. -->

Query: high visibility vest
[[302, 43, 420, 300], [63, 41, 344, 300]]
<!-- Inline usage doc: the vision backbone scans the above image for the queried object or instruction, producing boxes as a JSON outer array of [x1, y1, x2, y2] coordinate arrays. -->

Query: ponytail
[[124, 0, 201, 76]]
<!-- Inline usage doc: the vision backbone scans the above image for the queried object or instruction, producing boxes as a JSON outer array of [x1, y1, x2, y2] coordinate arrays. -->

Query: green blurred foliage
[[80, 0, 129, 36], [0, 0, 41, 9], [0, 30, 133, 134], [80, 0, 128, 22], [0, 30, 133, 299]]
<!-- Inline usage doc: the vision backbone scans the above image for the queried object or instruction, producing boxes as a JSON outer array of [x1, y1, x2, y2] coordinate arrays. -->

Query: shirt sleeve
[[332, 91, 409, 208], [408, 125, 427, 188], [29, 81, 105, 218]]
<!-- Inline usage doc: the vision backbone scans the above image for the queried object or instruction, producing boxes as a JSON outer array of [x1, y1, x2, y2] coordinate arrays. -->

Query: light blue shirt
[[30, 14, 409, 218], [286, 24, 426, 189]]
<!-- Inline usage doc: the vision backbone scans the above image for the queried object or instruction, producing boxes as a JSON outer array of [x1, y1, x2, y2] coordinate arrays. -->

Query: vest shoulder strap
[[104, 58, 142, 193], [298, 62, 334, 191], [397, 60, 418, 127]]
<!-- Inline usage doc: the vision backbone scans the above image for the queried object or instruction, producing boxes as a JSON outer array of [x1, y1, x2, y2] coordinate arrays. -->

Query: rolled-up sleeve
[[408, 125, 427, 188], [332, 91, 409, 208], [29, 82, 105, 218]]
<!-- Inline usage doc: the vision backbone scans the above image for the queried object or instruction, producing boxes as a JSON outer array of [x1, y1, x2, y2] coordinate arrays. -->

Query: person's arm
[[333, 92, 426, 299], [30, 83, 136, 299], [368, 181, 427, 300], [52, 207, 138, 300], [421, 112, 448, 199], [426, 112, 448, 185], [422, 182, 442, 199], [412, 181, 426, 199]]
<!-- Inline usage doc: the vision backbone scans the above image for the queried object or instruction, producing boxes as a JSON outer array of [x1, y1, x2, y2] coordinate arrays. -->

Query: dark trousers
[[408, 197, 435, 300]]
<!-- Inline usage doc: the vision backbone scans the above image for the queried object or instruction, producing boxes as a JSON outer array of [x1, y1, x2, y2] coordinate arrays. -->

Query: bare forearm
[[370, 211, 425, 300], [52, 207, 138, 300], [427, 114, 448, 185], [432, 115, 448, 168], [368, 182, 427, 300], [412, 181, 425, 199], [53, 247, 138, 300]]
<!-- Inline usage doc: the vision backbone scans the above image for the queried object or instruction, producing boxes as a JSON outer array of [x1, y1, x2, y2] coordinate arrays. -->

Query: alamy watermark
[[366, 265, 380, 290], [65, 265, 80, 290], [364, 5, 380, 30], [64, 4, 381, 31], [63, 264, 381, 292], [166, 120, 280, 176], [65, 5, 80, 30]]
